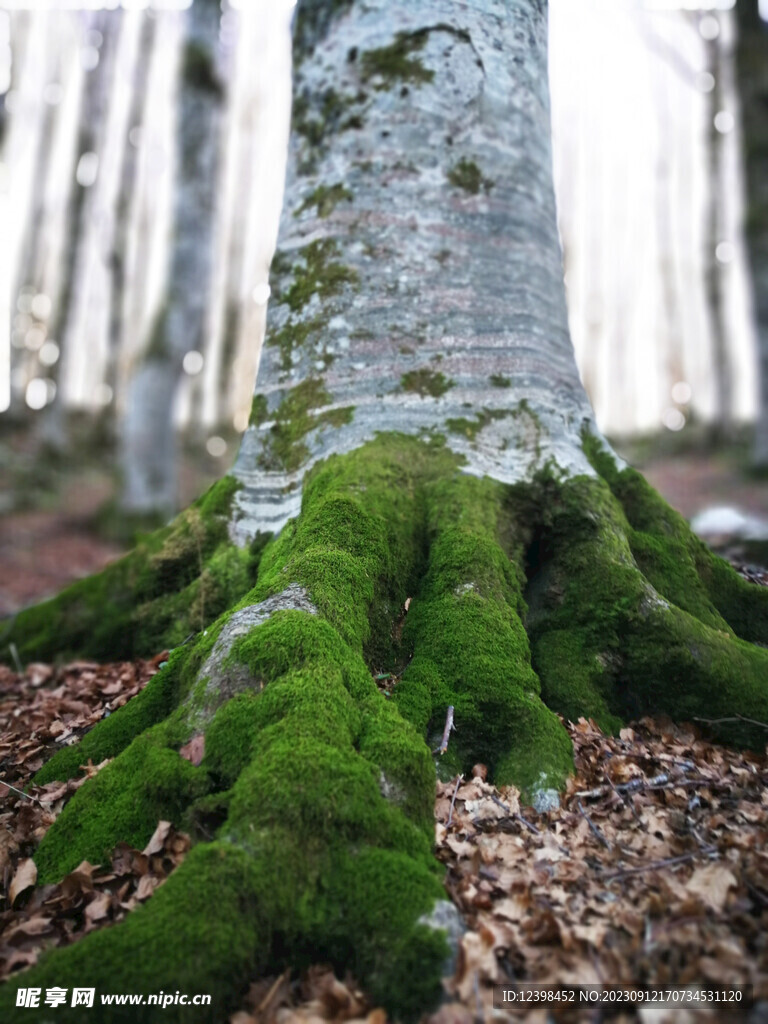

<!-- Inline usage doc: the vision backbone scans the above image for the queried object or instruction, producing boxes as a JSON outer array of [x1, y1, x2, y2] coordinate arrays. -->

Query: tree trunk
[[736, 0, 768, 466], [119, 0, 223, 517], [3, 1, 768, 1020]]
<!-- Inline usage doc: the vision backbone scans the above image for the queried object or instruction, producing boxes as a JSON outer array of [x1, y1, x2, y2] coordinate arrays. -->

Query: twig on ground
[[433, 705, 455, 755], [490, 793, 542, 836], [8, 643, 23, 674], [446, 774, 463, 827], [577, 798, 611, 848], [0, 780, 41, 804], [606, 771, 641, 822], [601, 851, 711, 882], [693, 714, 768, 732]]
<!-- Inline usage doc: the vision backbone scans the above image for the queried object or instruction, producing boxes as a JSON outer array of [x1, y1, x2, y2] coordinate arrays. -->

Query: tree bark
[[119, 0, 223, 517], [2, 2, 768, 1020]]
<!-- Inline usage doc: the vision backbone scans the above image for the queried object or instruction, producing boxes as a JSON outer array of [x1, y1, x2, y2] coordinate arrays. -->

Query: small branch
[[606, 771, 641, 822], [446, 774, 463, 827], [490, 793, 542, 836], [693, 714, 768, 731], [8, 643, 23, 674], [577, 798, 611, 848], [601, 851, 709, 882], [0, 780, 41, 804], [433, 705, 455, 755]]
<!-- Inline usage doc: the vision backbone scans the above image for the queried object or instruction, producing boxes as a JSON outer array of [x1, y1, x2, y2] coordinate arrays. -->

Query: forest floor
[[0, 656, 766, 1022]]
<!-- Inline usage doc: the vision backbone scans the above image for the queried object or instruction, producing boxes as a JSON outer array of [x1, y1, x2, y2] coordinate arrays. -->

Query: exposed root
[[3, 434, 768, 1021]]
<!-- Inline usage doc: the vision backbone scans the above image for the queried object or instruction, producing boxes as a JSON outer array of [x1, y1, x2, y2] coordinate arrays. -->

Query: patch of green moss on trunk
[[296, 182, 353, 217], [400, 368, 454, 398], [276, 239, 358, 314], [446, 408, 510, 442], [447, 158, 494, 195], [360, 31, 435, 89], [256, 379, 354, 473]]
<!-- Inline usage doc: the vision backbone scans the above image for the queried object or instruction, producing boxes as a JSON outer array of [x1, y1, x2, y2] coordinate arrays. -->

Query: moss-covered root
[[16, 613, 448, 1023], [525, 470, 768, 750], [1, 476, 261, 665], [395, 473, 573, 801], [18, 438, 461, 1021]]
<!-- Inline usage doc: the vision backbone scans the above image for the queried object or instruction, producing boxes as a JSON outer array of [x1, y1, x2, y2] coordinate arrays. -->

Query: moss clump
[[396, 473, 573, 794], [292, 88, 358, 149], [489, 374, 511, 388], [276, 239, 359, 314], [520, 455, 768, 750], [447, 158, 494, 195], [400, 368, 454, 398], [2, 477, 256, 664], [34, 724, 210, 882], [249, 393, 269, 426], [360, 31, 435, 89], [446, 408, 510, 442], [23, 436, 459, 1020], [296, 182, 353, 217], [265, 316, 323, 372], [256, 379, 354, 473]]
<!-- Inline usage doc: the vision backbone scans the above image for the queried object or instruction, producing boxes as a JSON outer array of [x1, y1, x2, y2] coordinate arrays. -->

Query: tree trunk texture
[[119, 0, 223, 517], [736, 1, 768, 466], [2, 2, 768, 1021], [41, 11, 122, 445], [107, 13, 157, 402]]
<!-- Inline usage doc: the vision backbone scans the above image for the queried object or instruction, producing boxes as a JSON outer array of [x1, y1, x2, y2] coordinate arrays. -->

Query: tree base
[[3, 432, 768, 1021]]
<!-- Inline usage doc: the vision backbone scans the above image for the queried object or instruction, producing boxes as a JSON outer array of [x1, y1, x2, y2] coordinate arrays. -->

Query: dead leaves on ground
[[1, 653, 767, 1022], [0, 653, 166, 786], [433, 716, 768, 1020], [0, 821, 189, 979]]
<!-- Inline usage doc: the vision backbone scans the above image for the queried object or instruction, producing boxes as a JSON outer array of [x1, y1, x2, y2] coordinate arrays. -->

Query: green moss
[[249, 393, 269, 426], [520, 461, 768, 749], [1, 842, 265, 1023], [447, 158, 494, 195], [265, 316, 323, 372], [2, 477, 253, 665], [292, 88, 358, 150], [400, 368, 454, 398], [257, 380, 354, 473], [396, 473, 574, 795], [446, 408, 510, 442], [296, 182, 353, 217], [34, 723, 210, 881], [360, 31, 435, 90], [276, 239, 359, 314], [489, 374, 511, 388]]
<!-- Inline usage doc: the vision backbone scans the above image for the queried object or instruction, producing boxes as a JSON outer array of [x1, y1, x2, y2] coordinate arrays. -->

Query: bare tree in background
[[119, 0, 224, 517]]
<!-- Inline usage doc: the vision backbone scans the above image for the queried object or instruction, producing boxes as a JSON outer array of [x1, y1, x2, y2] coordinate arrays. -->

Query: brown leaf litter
[[0, 656, 766, 1022]]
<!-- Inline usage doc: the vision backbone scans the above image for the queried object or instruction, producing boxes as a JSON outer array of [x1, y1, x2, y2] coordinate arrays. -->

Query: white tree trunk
[[232, 0, 598, 542], [120, 0, 223, 516]]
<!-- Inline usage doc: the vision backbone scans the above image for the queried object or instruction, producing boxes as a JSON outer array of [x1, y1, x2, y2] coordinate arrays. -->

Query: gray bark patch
[[186, 584, 318, 728]]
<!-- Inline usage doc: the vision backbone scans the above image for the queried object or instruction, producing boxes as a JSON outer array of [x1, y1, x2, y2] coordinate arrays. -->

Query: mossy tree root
[[1, 477, 263, 664], [4, 434, 768, 1022]]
